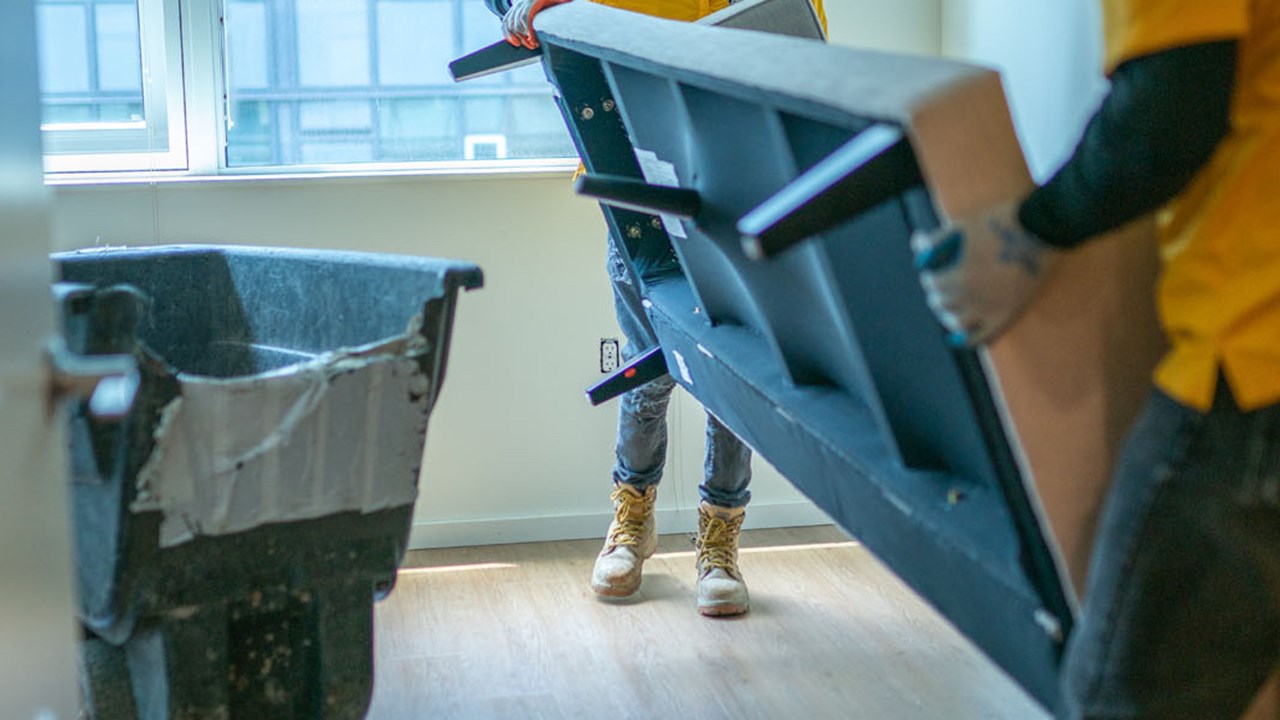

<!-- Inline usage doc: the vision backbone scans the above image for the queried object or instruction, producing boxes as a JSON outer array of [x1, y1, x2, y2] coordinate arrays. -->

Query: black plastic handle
[[585, 346, 668, 406], [449, 40, 541, 82]]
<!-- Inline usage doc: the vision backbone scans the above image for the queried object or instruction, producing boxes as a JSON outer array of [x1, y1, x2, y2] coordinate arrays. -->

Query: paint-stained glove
[[503, 0, 573, 49], [912, 199, 1061, 346]]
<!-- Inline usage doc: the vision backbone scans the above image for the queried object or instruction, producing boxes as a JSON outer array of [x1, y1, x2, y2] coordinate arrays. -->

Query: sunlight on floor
[[397, 539, 860, 574], [398, 562, 519, 575], [651, 539, 859, 561]]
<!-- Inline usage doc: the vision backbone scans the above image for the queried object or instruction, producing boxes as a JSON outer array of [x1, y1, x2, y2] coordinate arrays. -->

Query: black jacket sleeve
[[1018, 40, 1238, 248], [484, 0, 513, 17]]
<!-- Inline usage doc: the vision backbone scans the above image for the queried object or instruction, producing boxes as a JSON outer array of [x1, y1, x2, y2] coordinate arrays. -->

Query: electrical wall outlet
[[600, 338, 620, 373]]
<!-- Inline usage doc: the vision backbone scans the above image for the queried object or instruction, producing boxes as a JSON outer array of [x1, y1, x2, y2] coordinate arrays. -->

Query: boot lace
[[606, 485, 651, 549], [697, 513, 743, 574]]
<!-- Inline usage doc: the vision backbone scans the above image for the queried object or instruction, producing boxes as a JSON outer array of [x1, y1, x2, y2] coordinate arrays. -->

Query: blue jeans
[[1062, 379, 1280, 720], [606, 234, 752, 508]]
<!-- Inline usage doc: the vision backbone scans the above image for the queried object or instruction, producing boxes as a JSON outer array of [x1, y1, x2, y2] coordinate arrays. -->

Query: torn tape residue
[[132, 332, 433, 548]]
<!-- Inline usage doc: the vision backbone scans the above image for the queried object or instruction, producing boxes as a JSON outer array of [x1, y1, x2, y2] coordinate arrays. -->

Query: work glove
[[503, 0, 573, 49], [912, 199, 1061, 347]]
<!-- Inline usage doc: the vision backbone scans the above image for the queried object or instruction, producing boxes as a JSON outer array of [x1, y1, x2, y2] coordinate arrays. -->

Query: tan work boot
[[591, 482, 658, 597], [695, 501, 749, 617]]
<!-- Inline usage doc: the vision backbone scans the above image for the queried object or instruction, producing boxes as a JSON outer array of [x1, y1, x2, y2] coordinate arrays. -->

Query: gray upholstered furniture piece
[[457, 3, 1163, 713]]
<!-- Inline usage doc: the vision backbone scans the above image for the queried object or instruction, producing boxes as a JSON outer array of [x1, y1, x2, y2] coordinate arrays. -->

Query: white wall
[[51, 171, 838, 548], [941, 0, 1108, 181], [825, 0, 939, 55], [49, 2, 943, 550]]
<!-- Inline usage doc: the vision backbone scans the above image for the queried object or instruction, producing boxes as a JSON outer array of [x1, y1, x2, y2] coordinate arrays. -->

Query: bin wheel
[[79, 636, 138, 720]]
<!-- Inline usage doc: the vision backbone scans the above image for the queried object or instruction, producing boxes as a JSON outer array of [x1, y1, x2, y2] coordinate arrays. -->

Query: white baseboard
[[408, 500, 834, 550]]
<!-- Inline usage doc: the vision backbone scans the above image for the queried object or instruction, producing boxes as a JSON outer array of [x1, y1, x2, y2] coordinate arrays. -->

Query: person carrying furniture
[[915, 2, 1280, 717], [484, 0, 825, 617]]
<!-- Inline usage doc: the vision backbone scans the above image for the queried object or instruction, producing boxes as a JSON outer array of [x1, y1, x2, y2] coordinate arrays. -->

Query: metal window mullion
[[180, 0, 226, 174], [453, 0, 468, 157], [368, 0, 383, 160], [42, 90, 142, 103], [278, 0, 301, 165], [227, 87, 554, 103], [86, 0, 103, 120], [143, 0, 186, 165]]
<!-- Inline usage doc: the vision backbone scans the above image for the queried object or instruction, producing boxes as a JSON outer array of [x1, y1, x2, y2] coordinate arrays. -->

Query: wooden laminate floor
[[367, 525, 1050, 720]]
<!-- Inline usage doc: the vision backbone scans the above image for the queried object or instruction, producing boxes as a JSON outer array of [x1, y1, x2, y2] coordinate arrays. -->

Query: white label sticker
[[633, 148, 688, 239], [672, 349, 693, 385]]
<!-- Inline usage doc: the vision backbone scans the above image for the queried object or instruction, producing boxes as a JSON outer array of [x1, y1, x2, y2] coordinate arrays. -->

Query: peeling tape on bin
[[132, 329, 432, 548]]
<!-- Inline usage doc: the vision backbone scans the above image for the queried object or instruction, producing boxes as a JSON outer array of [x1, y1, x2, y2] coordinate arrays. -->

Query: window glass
[[37, 0, 144, 129], [95, 3, 144, 92], [224, 0, 574, 168], [297, 0, 371, 87]]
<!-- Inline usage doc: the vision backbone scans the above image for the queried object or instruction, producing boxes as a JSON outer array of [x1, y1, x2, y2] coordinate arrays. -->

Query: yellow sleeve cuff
[[810, 0, 828, 34], [1104, 0, 1247, 74]]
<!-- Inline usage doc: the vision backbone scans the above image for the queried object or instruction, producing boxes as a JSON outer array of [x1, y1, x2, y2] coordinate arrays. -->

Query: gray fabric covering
[[698, 0, 825, 40], [534, 2, 1029, 220], [538, 2, 977, 127]]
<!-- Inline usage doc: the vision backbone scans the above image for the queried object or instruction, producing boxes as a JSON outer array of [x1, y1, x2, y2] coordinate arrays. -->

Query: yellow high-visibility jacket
[[592, 0, 826, 29], [1105, 0, 1280, 411]]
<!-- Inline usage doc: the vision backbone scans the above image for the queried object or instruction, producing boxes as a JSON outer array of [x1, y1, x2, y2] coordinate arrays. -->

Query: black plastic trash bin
[[53, 245, 482, 720]]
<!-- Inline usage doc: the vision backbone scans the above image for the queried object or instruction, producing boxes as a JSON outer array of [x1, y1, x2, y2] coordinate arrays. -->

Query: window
[[37, 0, 576, 176], [223, 0, 573, 168], [36, 0, 186, 172]]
